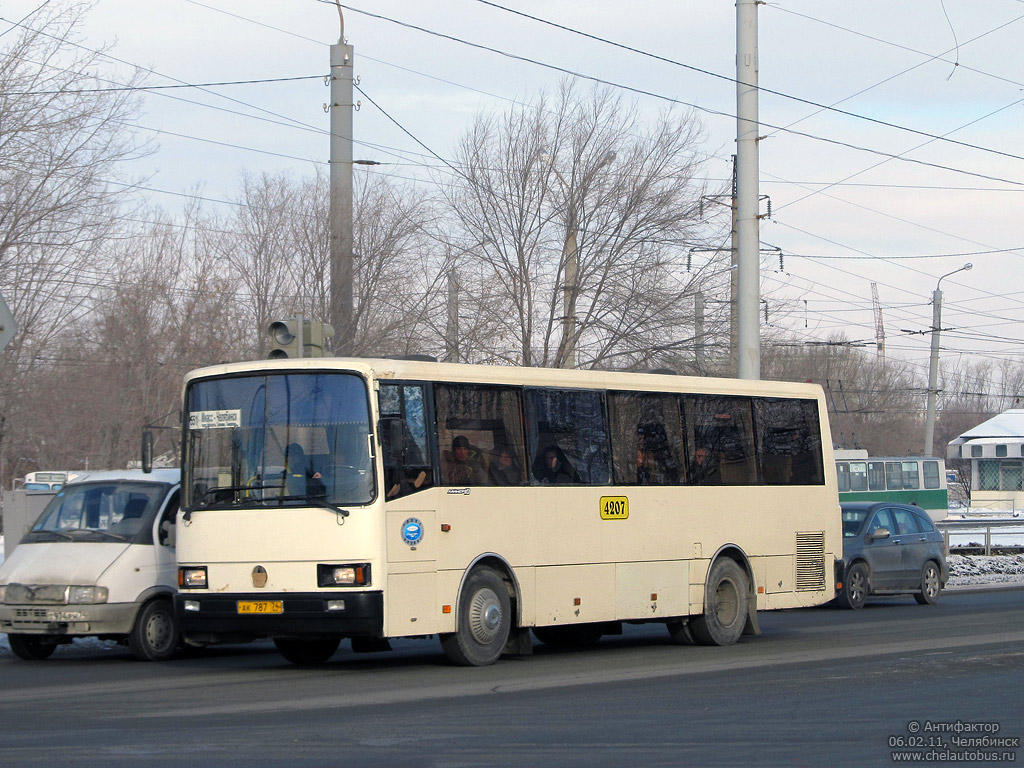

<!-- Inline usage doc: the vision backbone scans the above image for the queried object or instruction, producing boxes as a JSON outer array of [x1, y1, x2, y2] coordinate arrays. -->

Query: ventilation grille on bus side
[[795, 531, 826, 591]]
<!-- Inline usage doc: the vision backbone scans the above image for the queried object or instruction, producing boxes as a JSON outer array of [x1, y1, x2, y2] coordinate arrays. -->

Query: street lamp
[[923, 262, 972, 457], [544, 150, 616, 369]]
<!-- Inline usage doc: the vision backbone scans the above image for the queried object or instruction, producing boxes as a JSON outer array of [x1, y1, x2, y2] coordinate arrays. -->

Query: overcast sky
[[4, 0, 1023, 390]]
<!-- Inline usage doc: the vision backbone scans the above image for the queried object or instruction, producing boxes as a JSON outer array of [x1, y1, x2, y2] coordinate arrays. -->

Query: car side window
[[891, 508, 920, 535], [913, 512, 936, 533], [867, 509, 895, 536]]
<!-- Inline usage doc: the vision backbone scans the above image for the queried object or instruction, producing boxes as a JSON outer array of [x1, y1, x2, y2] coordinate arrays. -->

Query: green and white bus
[[175, 357, 841, 666], [835, 450, 949, 520]]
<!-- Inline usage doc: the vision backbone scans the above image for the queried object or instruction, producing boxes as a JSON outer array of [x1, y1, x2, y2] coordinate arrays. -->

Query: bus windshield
[[184, 372, 375, 509]]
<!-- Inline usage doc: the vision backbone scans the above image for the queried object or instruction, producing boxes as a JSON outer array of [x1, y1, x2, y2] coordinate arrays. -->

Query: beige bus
[[175, 357, 840, 666]]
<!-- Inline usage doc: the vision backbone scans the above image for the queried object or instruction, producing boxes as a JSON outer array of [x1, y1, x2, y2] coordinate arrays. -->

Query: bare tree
[[0, 0, 148, 482], [443, 82, 730, 369]]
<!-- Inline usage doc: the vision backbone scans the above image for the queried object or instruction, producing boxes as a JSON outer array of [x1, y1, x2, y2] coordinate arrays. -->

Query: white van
[[0, 469, 180, 661]]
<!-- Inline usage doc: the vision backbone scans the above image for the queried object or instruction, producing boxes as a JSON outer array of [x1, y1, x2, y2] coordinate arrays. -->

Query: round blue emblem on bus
[[401, 517, 423, 546]]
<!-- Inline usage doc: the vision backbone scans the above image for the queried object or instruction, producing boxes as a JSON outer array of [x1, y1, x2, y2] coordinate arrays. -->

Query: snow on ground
[[947, 554, 1024, 585]]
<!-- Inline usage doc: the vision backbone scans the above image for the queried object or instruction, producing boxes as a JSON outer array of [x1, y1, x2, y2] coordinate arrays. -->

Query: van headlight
[[67, 586, 109, 604], [0, 585, 6, 603]]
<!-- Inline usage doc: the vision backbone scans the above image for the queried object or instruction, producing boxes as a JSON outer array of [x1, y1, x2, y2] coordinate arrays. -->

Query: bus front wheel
[[441, 566, 511, 666], [691, 558, 748, 646], [274, 637, 341, 665]]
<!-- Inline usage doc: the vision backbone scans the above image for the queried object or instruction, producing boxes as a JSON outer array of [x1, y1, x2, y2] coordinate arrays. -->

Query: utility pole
[[736, 0, 761, 380], [446, 266, 460, 363], [728, 156, 738, 377], [924, 263, 972, 457], [329, 3, 354, 355], [695, 291, 705, 372]]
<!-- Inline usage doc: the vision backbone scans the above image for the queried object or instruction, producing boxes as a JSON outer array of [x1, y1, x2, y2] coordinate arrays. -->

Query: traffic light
[[267, 317, 335, 359], [268, 319, 301, 359]]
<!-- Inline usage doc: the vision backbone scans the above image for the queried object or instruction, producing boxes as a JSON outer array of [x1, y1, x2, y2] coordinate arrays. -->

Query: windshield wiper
[[271, 494, 351, 518], [185, 485, 350, 520], [83, 530, 130, 541], [185, 484, 280, 520], [29, 529, 75, 541]]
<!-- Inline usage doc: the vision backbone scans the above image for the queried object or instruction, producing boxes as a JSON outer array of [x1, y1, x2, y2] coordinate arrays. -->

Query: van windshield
[[26, 482, 171, 544], [184, 372, 375, 510]]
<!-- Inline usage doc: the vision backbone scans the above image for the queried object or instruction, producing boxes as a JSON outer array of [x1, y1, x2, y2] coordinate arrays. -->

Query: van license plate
[[237, 600, 283, 614]]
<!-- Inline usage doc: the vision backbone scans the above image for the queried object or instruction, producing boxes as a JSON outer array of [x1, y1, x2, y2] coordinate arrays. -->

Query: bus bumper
[[175, 591, 383, 643]]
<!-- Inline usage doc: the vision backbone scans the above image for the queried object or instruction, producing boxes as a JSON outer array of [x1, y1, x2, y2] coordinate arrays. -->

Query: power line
[[464, 0, 1024, 166], [321, 2, 1024, 188]]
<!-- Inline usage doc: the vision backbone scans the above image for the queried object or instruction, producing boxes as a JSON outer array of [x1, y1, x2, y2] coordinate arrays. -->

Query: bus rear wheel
[[691, 558, 748, 646], [274, 637, 341, 665], [8, 634, 59, 661], [441, 566, 511, 666]]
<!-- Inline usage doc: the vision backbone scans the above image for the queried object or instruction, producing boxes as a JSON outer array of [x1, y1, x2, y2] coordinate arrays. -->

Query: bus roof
[[183, 357, 826, 400]]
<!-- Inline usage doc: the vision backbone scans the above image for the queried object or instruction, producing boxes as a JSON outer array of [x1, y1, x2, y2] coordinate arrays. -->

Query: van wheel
[[9, 634, 58, 661], [441, 566, 511, 666], [690, 559, 749, 646], [129, 599, 179, 661]]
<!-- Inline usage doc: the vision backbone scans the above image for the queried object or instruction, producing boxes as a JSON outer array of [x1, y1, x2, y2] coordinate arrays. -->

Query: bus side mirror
[[142, 430, 154, 474]]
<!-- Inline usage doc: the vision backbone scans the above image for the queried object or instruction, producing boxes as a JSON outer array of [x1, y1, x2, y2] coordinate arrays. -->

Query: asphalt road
[[1, 588, 1022, 767]]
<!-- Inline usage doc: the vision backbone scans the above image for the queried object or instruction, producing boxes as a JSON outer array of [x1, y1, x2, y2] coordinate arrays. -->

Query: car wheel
[[914, 561, 942, 605], [129, 599, 180, 661], [440, 566, 511, 666], [8, 634, 58, 661], [690, 558, 749, 646], [838, 562, 869, 609], [273, 637, 341, 665]]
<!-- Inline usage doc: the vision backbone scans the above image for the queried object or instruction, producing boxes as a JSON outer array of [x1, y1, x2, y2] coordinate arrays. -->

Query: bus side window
[[434, 383, 527, 487], [687, 395, 757, 485], [379, 383, 433, 499], [525, 388, 609, 485], [607, 391, 682, 485]]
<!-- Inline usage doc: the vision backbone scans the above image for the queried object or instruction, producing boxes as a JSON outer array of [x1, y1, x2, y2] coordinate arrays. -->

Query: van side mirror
[[141, 430, 154, 474]]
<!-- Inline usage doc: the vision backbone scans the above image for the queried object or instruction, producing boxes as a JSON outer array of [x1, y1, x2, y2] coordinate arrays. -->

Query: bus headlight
[[178, 566, 208, 589], [317, 563, 370, 587], [67, 586, 108, 604]]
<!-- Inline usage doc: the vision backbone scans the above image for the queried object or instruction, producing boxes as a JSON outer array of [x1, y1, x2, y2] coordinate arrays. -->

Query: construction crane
[[871, 282, 885, 362]]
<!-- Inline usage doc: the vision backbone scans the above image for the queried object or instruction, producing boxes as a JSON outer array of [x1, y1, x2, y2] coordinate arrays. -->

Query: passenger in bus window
[[534, 445, 577, 484], [637, 423, 679, 485], [446, 435, 487, 485], [689, 445, 721, 485], [488, 446, 522, 486], [387, 466, 427, 499]]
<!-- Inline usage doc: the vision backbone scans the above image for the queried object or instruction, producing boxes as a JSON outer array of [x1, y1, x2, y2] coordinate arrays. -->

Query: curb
[[944, 580, 1024, 594]]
